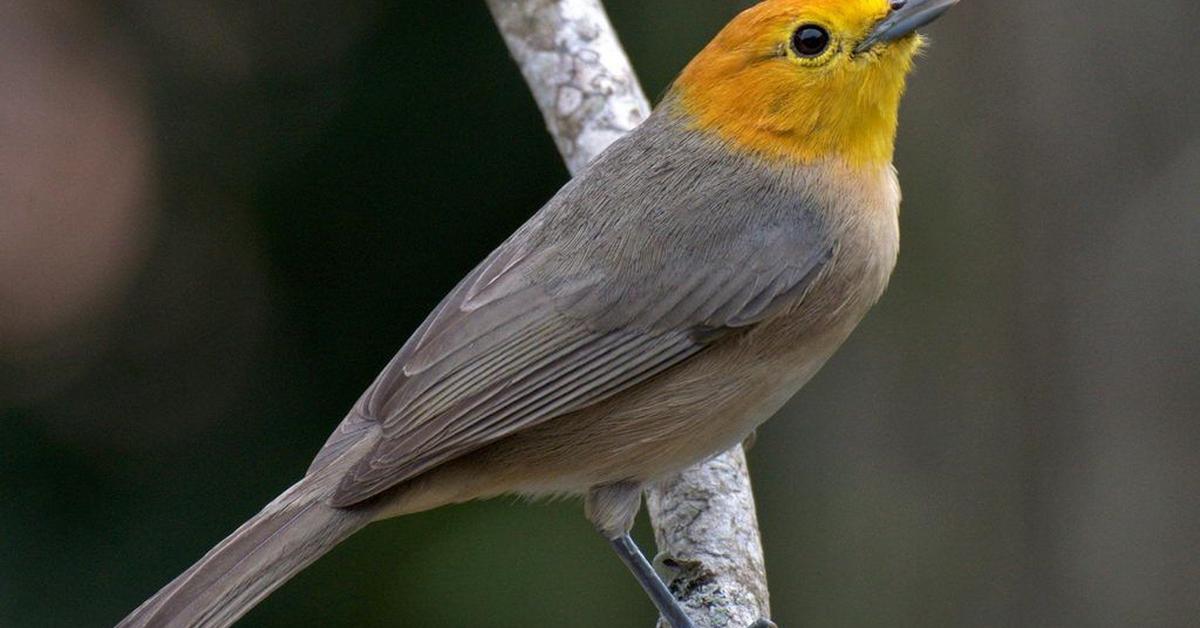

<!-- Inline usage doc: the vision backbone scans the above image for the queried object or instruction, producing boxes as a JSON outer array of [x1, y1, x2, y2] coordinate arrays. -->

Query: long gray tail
[[119, 471, 374, 628]]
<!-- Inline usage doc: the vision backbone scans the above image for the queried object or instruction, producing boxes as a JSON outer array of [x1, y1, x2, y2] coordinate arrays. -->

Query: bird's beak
[[854, 0, 960, 53]]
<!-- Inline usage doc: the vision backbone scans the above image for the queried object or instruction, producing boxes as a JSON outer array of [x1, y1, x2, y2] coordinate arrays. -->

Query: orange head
[[672, 0, 956, 167]]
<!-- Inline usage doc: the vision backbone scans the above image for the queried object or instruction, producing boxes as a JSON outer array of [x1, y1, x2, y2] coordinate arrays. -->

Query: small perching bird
[[120, 1, 960, 626]]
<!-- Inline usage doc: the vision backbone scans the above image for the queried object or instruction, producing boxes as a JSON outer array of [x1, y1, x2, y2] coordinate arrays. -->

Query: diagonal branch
[[484, 0, 649, 175], [484, 2, 772, 626]]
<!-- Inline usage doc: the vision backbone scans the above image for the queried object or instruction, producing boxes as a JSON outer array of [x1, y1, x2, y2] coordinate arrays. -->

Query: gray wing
[[320, 118, 834, 507]]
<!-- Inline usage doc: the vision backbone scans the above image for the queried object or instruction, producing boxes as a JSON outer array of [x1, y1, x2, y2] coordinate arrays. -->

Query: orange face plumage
[[673, 0, 925, 167]]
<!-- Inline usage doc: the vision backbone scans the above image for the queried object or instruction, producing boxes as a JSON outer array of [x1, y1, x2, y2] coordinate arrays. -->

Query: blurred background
[[2, 1, 1197, 626]]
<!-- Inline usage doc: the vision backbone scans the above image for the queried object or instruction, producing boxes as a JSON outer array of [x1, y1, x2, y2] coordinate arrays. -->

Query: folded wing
[[319, 120, 835, 507]]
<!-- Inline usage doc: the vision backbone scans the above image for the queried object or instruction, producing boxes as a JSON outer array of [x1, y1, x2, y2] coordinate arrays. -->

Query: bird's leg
[[609, 534, 695, 628], [586, 483, 695, 628]]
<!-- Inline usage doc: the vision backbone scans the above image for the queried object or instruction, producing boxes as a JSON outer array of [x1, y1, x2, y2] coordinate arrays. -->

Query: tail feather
[[120, 472, 374, 628]]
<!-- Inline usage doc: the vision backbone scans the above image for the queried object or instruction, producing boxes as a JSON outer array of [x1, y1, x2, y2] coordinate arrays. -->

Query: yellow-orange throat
[[672, 0, 923, 167]]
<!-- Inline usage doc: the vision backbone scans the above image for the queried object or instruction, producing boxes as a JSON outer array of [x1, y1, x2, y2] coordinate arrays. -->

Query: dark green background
[[3, 1, 1198, 626]]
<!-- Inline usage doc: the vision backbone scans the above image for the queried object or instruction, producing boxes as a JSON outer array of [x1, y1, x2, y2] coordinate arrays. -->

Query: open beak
[[855, 0, 960, 53]]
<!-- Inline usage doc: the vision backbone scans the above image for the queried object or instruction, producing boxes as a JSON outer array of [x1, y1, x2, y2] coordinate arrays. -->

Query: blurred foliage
[[1, 1, 1198, 627]]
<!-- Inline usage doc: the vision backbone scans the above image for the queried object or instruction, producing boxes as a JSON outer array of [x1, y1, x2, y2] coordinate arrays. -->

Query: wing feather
[[331, 328, 701, 505], [316, 113, 836, 505]]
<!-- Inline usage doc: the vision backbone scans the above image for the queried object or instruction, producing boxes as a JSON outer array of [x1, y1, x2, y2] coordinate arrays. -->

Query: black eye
[[791, 25, 830, 57]]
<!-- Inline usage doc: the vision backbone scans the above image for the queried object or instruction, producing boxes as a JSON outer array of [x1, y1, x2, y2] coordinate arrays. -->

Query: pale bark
[[484, 0, 649, 174], [484, 1, 772, 626], [646, 447, 772, 628]]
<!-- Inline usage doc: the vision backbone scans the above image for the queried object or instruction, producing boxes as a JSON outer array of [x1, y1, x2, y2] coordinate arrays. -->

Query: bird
[[120, 0, 959, 626]]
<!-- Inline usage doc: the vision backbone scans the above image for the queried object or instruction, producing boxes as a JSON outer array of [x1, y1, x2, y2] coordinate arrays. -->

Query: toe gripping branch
[[609, 534, 777, 628]]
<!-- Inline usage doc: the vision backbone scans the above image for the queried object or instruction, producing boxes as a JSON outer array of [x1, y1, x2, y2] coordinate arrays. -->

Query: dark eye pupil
[[792, 25, 830, 57]]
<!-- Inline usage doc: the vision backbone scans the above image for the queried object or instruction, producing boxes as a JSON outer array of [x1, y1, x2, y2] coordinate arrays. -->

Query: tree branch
[[484, 0, 648, 175], [484, 2, 772, 626], [645, 447, 772, 628]]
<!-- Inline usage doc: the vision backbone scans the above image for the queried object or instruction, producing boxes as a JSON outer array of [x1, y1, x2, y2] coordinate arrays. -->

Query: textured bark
[[646, 448, 772, 628], [485, 1, 772, 626], [484, 0, 649, 175]]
